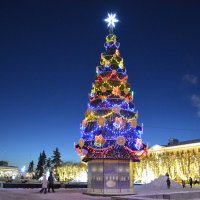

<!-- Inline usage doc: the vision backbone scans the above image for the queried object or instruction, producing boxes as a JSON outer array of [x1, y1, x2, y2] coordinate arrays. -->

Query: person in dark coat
[[182, 180, 186, 188], [48, 172, 55, 193], [189, 177, 193, 188], [166, 177, 170, 189]]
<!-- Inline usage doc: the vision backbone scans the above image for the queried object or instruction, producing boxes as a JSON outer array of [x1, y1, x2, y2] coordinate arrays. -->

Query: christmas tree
[[76, 13, 147, 163]]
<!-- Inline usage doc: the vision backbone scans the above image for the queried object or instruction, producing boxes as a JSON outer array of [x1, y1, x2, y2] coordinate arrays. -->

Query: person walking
[[166, 177, 170, 189], [189, 177, 193, 188], [182, 180, 186, 188], [48, 171, 55, 193], [40, 174, 48, 194]]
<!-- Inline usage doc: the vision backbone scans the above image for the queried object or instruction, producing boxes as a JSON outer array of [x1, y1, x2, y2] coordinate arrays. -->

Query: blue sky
[[0, 1, 200, 168]]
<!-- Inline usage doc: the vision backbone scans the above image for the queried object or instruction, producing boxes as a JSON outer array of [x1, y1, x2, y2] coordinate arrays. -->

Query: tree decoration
[[75, 147, 82, 156], [113, 117, 124, 129], [115, 49, 120, 56], [102, 77, 108, 81], [100, 95, 107, 101], [86, 108, 92, 115], [95, 134, 106, 147], [98, 116, 106, 126], [125, 97, 130, 102], [141, 123, 144, 132], [104, 13, 119, 32], [101, 86, 107, 93], [135, 138, 143, 150], [112, 70, 117, 74], [96, 66, 99, 74], [105, 60, 110, 65], [90, 92, 95, 98], [82, 148, 88, 155], [79, 138, 84, 148], [112, 105, 120, 113], [124, 88, 130, 95], [112, 86, 121, 96], [82, 119, 87, 126], [131, 119, 137, 128], [117, 136, 126, 146]]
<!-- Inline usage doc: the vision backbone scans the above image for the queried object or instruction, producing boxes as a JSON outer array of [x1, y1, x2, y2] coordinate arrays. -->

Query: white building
[[0, 166, 19, 179]]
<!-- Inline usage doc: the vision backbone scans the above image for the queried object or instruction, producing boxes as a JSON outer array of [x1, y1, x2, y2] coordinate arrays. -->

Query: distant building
[[132, 138, 200, 183], [0, 161, 19, 179]]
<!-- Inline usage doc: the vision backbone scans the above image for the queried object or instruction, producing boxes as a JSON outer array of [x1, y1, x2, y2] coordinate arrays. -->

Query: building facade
[[132, 139, 200, 183], [0, 166, 19, 179]]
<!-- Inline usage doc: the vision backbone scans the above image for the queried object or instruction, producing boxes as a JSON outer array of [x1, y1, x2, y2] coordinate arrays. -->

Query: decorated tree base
[[86, 159, 134, 195]]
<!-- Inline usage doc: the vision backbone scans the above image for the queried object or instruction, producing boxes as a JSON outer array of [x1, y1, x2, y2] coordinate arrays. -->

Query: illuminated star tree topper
[[104, 13, 119, 33]]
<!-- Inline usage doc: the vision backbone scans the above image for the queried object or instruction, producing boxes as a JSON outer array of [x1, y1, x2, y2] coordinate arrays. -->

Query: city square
[[1, 1, 200, 199]]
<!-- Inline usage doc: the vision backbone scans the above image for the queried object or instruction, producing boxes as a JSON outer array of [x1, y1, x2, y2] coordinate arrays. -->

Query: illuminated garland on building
[[75, 33, 147, 162]]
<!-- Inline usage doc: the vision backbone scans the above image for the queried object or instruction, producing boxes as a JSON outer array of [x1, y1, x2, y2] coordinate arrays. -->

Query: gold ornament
[[125, 97, 130, 102], [102, 77, 108, 81], [117, 136, 126, 146], [82, 119, 87, 126], [98, 117, 106, 126], [112, 105, 120, 113], [112, 86, 121, 96], [101, 86, 107, 93], [86, 108, 92, 115], [95, 134, 106, 145], [124, 88, 130, 95], [106, 34, 116, 43], [131, 119, 137, 128], [100, 96, 107, 101], [122, 78, 127, 83], [105, 60, 110, 65], [79, 138, 84, 148], [115, 49, 120, 56]]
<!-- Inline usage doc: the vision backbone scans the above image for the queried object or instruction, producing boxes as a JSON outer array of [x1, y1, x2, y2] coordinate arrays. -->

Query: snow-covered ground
[[114, 176, 200, 200], [0, 186, 200, 200], [139, 175, 182, 189], [0, 177, 200, 200], [0, 188, 110, 200]]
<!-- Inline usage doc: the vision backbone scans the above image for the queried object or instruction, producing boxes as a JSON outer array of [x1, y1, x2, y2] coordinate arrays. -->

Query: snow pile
[[140, 176, 182, 190]]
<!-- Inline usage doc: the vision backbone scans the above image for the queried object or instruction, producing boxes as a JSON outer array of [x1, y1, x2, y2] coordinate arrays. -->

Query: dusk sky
[[0, 1, 200, 168]]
